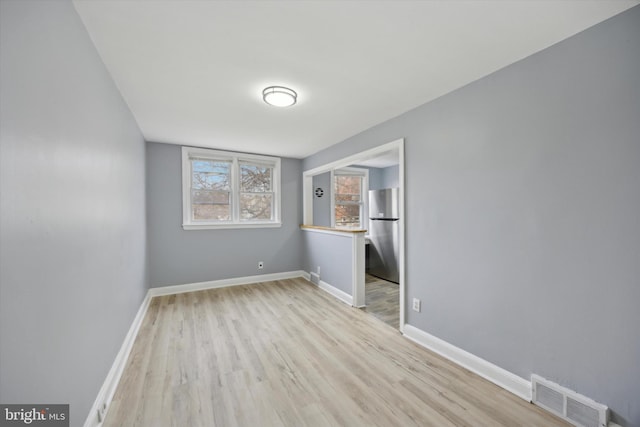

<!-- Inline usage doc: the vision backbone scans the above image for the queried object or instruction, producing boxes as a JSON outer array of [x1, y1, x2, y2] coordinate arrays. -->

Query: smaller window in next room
[[182, 146, 281, 230], [333, 167, 368, 229]]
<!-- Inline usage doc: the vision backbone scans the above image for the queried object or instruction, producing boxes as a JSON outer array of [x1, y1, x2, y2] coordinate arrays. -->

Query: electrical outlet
[[412, 298, 421, 312], [96, 403, 106, 423], [258, 261, 264, 269]]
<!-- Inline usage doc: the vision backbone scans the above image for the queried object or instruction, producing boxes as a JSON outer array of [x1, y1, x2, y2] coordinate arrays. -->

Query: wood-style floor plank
[[104, 278, 569, 427], [363, 274, 400, 329]]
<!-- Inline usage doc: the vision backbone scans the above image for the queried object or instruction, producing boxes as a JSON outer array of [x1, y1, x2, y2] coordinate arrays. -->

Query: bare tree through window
[[191, 159, 231, 221], [240, 163, 273, 220], [183, 147, 281, 228], [335, 175, 362, 227]]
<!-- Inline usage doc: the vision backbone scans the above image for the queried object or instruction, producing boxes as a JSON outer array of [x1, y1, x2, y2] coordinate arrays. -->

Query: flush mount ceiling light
[[262, 86, 297, 107]]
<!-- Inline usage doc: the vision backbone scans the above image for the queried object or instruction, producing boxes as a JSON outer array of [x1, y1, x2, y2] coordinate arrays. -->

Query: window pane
[[240, 163, 272, 192], [240, 194, 273, 220], [192, 204, 231, 221], [191, 159, 230, 190], [335, 204, 360, 228], [335, 175, 361, 202], [191, 190, 230, 221], [191, 190, 229, 205]]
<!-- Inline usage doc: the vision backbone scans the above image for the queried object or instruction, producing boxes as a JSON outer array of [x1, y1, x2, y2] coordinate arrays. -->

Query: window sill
[[183, 222, 282, 230]]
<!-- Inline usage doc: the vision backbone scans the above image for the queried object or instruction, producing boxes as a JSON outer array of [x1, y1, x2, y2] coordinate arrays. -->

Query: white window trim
[[182, 146, 282, 230], [331, 167, 369, 229]]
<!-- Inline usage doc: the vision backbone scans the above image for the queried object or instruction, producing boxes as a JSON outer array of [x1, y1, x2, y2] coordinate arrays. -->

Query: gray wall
[[146, 142, 303, 287], [0, 1, 148, 426], [303, 7, 640, 426], [355, 166, 384, 191], [381, 165, 399, 189], [302, 232, 353, 295], [312, 172, 331, 227]]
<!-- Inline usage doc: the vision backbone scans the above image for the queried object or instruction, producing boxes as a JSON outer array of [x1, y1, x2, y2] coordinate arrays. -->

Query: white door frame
[[302, 138, 406, 332]]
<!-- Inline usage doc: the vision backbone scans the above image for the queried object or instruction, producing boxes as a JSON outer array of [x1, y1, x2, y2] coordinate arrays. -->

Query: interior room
[[310, 149, 401, 328], [1, 1, 639, 426]]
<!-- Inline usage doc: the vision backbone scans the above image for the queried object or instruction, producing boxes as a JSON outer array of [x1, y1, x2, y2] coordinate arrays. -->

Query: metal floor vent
[[532, 375, 608, 427]]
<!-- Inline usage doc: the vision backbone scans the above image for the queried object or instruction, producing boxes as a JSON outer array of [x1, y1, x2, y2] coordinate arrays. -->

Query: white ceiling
[[354, 150, 400, 169], [73, 0, 638, 159]]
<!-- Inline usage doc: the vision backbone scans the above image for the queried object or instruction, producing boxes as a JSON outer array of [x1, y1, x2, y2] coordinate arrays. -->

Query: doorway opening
[[362, 274, 400, 329], [302, 139, 405, 332]]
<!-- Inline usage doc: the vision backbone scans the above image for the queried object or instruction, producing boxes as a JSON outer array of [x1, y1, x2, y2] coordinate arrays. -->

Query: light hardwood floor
[[362, 274, 400, 329], [104, 278, 569, 427]]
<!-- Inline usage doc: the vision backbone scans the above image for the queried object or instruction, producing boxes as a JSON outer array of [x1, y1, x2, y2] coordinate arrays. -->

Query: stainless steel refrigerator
[[368, 188, 399, 283]]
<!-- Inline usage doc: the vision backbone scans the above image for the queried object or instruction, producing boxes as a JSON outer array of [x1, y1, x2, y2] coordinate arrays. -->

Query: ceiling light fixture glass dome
[[263, 86, 297, 107]]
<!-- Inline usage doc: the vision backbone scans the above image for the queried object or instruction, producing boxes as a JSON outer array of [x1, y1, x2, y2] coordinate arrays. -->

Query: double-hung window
[[182, 147, 281, 229], [332, 167, 368, 229]]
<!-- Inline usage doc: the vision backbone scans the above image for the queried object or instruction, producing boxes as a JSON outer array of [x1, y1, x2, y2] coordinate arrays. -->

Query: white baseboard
[[297, 271, 354, 306], [84, 292, 152, 427], [402, 324, 532, 402], [316, 278, 353, 306], [148, 270, 308, 297], [86, 270, 307, 426]]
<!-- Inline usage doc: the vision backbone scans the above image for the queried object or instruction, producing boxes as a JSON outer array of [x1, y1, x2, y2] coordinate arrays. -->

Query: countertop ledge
[[300, 224, 367, 233]]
